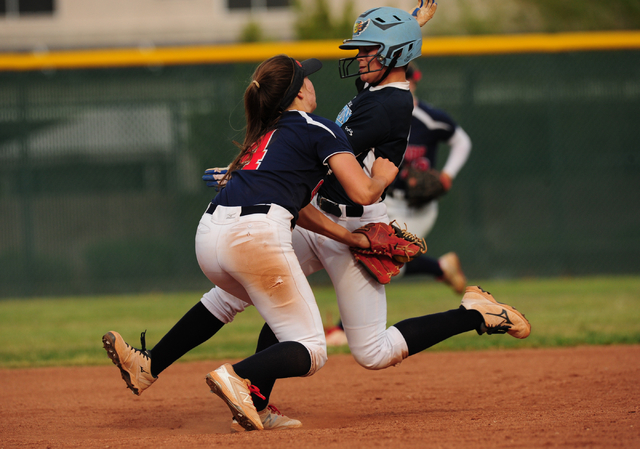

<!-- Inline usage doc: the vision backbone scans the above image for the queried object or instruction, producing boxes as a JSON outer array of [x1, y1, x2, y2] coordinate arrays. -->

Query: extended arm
[[297, 204, 369, 248], [441, 127, 472, 186]]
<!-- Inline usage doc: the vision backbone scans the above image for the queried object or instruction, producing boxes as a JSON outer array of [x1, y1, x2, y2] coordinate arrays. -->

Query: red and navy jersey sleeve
[[212, 111, 354, 221], [300, 111, 354, 165]]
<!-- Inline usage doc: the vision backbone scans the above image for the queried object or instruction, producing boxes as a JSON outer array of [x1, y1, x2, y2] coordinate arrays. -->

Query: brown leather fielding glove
[[350, 221, 427, 283]]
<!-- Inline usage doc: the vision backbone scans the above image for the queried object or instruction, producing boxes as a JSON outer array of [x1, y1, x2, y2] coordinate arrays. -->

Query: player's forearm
[[328, 153, 397, 205], [339, 174, 386, 205], [442, 127, 472, 179], [343, 159, 397, 204], [359, 175, 388, 204], [297, 204, 368, 248]]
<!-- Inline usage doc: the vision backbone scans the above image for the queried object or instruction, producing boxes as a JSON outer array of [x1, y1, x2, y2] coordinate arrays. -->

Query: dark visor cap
[[278, 58, 323, 111], [299, 58, 323, 77]]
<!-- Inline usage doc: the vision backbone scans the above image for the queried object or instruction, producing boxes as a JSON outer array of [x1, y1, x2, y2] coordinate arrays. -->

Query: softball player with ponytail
[[103, 54, 398, 432]]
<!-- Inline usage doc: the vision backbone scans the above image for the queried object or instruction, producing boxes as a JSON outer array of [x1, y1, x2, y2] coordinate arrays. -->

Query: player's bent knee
[[351, 351, 395, 370], [200, 287, 248, 324], [349, 329, 408, 370], [302, 343, 328, 376]]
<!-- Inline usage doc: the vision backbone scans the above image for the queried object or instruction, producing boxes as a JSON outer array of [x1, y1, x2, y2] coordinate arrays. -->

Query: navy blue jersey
[[392, 100, 457, 193], [406, 100, 457, 169], [318, 82, 413, 206], [213, 110, 353, 221]]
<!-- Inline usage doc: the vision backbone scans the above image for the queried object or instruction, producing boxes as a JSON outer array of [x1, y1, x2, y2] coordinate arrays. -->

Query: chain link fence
[[1, 48, 639, 297]]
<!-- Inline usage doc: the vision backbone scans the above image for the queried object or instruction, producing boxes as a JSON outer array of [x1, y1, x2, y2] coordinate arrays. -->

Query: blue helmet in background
[[339, 7, 422, 79]]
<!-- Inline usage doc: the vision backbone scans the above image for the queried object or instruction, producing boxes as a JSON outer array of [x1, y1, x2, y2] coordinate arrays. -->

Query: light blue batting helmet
[[339, 7, 422, 77]]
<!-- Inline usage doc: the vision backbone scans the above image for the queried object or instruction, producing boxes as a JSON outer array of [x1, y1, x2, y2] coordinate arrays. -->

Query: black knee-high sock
[[405, 255, 444, 277], [393, 307, 483, 356], [256, 323, 279, 353], [150, 301, 225, 377], [233, 341, 311, 412], [246, 323, 280, 410]]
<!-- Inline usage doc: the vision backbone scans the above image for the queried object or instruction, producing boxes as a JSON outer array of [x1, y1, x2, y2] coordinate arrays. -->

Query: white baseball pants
[[200, 200, 409, 370], [384, 192, 439, 239], [196, 203, 327, 376]]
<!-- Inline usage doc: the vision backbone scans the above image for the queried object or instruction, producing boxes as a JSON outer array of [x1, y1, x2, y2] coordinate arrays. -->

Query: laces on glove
[[389, 220, 428, 257], [140, 330, 147, 351]]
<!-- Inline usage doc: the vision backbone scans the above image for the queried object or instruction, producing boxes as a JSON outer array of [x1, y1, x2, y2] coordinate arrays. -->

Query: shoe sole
[[231, 420, 302, 433], [206, 373, 262, 432], [102, 332, 139, 395], [231, 415, 302, 432]]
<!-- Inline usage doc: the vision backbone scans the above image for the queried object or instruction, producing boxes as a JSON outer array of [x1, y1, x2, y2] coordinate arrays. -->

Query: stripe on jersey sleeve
[[412, 107, 452, 131], [298, 111, 336, 138], [297, 110, 352, 165]]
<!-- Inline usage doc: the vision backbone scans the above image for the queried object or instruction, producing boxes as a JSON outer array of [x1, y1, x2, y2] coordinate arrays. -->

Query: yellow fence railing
[[1, 30, 639, 71]]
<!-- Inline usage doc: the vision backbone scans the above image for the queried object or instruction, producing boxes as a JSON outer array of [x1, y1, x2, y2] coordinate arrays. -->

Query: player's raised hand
[[202, 167, 229, 191], [410, 0, 437, 27]]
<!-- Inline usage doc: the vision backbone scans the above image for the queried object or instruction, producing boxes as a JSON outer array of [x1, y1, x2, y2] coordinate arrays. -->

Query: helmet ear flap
[[391, 48, 403, 62]]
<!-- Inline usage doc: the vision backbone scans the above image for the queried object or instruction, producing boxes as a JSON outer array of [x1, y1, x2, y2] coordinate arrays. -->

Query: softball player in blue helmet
[[250, 1, 528, 414], [326, 62, 473, 345]]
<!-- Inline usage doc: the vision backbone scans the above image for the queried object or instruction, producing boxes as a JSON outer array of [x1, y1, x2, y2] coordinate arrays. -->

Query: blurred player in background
[[326, 62, 472, 346]]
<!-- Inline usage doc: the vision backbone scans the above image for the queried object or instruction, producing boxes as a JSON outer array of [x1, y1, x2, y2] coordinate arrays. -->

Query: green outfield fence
[[1, 32, 639, 298]]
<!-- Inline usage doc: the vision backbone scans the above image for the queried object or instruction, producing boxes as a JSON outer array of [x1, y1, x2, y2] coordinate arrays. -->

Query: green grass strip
[[1, 276, 638, 368]]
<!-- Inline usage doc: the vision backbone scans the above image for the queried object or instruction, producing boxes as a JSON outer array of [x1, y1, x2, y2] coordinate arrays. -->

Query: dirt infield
[[1, 345, 639, 448]]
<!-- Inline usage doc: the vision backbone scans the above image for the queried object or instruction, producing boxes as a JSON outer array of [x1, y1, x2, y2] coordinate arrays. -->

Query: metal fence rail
[[1, 34, 639, 297]]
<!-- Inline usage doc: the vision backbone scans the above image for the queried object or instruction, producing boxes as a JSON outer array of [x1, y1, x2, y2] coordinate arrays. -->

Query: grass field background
[[1, 276, 639, 369]]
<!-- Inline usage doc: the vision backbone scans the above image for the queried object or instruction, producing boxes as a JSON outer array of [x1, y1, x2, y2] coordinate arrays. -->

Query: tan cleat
[[461, 286, 531, 339], [231, 404, 302, 433], [439, 252, 466, 294], [206, 363, 264, 431], [102, 331, 156, 395]]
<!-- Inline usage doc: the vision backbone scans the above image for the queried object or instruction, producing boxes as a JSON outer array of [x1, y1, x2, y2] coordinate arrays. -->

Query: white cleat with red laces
[[231, 404, 302, 432], [206, 363, 264, 431]]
